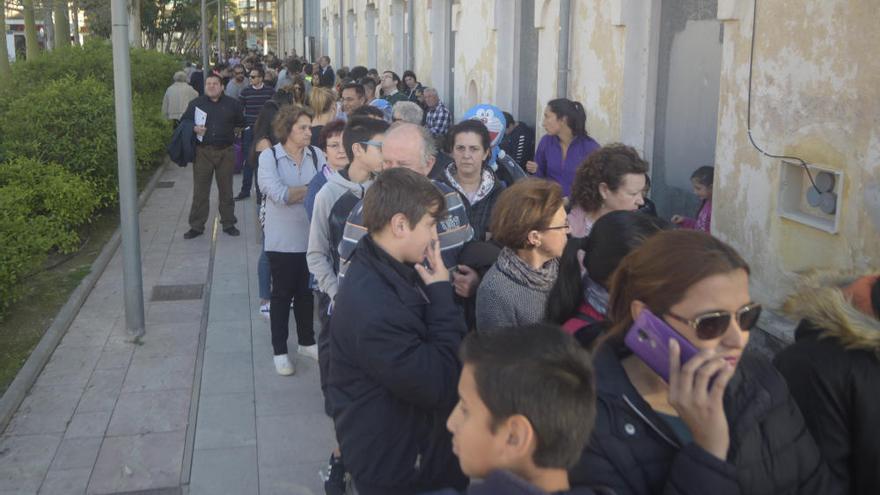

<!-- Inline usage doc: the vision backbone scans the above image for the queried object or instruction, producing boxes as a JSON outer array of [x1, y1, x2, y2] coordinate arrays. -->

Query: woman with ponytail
[[545, 211, 672, 348], [527, 98, 600, 197], [570, 230, 839, 495]]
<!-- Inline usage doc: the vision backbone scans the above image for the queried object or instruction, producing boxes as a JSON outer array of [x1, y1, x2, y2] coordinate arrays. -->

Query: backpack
[[258, 145, 319, 228]]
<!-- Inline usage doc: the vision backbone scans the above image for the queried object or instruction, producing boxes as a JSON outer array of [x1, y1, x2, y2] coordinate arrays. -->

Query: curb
[[0, 162, 169, 434]]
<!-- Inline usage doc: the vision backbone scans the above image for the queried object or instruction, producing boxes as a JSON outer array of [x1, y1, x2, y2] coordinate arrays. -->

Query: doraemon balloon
[[461, 104, 507, 168], [370, 98, 393, 123]]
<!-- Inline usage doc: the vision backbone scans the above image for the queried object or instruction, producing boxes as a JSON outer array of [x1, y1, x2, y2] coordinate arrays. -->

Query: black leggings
[[266, 252, 315, 355]]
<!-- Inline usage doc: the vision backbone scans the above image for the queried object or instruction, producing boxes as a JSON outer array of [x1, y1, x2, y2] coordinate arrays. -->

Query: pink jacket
[[681, 199, 712, 232]]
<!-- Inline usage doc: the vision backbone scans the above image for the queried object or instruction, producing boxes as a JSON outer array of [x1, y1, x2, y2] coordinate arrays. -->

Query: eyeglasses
[[666, 303, 762, 340], [542, 221, 570, 231], [358, 140, 383, 149]]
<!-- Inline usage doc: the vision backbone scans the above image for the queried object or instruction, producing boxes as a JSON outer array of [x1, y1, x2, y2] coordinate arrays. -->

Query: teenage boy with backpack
[[327, 167, 468, 495], [437, 324, 606, 495]]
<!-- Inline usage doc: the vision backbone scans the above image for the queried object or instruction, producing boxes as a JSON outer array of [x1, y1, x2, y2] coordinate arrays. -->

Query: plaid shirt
[[425, 102, 451, 137]]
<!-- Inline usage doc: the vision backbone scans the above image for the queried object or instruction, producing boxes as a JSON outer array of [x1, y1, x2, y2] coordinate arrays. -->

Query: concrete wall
[[714, 0, 880, 306]]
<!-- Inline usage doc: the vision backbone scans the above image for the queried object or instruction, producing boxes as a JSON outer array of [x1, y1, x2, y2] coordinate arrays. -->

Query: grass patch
[[0, 165, 162, 395]]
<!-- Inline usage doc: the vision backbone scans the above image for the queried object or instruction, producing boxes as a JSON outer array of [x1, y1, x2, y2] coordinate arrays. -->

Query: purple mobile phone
[[624, 309, 699, 382]]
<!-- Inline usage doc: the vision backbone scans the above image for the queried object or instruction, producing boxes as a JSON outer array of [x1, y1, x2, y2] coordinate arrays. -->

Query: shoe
[[273, 355, 295, 376], [298, 344, 318, 361], [183, 229, 203, 239], [223, 226, 240, 236], [234, 192, 250, 201], [259, 302, 270, 319], [322, 453, 347, 495]]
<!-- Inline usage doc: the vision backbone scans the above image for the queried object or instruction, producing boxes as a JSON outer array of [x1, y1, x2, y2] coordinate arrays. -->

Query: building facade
[[273, 0, 879, 329]]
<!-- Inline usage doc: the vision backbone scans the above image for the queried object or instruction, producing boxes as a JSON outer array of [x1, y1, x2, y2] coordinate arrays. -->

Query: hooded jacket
[[439, 164, 505, 242], [306, 168, 372, 300], [774, 271, 880, 495], [570, 341, 841, 495], [328, 235, 467, 495]]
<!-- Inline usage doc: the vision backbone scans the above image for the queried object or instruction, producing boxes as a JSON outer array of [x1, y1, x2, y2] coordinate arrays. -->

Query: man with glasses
[[224, 64, 247, 101], [235, 66, 276, 201]]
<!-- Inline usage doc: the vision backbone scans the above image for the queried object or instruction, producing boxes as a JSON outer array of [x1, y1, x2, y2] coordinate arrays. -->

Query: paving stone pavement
[[0, 163, 335, 494]]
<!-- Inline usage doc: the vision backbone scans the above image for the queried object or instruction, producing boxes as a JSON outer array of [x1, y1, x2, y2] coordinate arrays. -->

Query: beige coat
[[162, 82, 199, 121]]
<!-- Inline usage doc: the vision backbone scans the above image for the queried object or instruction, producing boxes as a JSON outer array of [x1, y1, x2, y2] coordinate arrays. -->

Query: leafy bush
[[134, 94, 171, 171], [0, 157, 99, 316], [0, 75, 118, 205]]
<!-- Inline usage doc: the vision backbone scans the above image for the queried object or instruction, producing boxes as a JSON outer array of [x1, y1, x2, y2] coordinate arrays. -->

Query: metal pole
[[110, 0, 145, 339], [201, 0, 209, 69], [217, 0, 222, 63]]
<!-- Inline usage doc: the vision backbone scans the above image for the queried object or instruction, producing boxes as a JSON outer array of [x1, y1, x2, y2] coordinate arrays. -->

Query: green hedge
[[0, 41, 178, 319], [0, 157, 100, 315]]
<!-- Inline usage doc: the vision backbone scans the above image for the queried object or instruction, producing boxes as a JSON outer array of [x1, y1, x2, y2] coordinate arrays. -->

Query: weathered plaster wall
[[533, 0, 561, 141], [451, 1, 497, 119], [714, 0, 880, 306], [412, 3, 432, 87], [568, 0, 626, 145]]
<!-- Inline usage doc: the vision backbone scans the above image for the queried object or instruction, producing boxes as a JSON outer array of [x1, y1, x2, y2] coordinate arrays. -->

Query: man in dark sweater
[[235, 66, 276, 200], [328, 168, 467, 495], [179, 73, 245, 239]]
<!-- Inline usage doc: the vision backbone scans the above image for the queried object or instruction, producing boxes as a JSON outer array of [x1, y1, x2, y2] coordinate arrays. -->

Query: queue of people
[[169, 51, 878, 495]]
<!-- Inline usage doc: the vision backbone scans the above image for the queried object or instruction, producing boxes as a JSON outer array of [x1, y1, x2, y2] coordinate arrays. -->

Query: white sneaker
[[273, 355, 295, 376], [259, 302, 270, 319], [298, 344, 319, 361]]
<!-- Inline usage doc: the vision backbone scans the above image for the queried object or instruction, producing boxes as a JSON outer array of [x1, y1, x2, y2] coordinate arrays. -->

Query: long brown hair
[[603, 230, 750, 343]]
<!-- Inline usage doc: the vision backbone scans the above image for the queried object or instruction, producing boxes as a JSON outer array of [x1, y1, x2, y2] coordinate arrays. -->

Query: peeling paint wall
[[451, 0, 498, 119], [568, 0, 626, 145], [715, 0, 880, 306]]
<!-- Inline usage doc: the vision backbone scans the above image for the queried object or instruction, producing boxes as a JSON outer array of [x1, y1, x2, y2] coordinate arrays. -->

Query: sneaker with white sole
[[259, 302, 270, 319], [298, 344, 319, 361], [273, 355, 295, 376]]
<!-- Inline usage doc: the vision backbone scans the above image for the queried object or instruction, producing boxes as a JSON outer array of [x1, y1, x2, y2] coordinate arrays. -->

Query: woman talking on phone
[[570, 230, 840, 495]]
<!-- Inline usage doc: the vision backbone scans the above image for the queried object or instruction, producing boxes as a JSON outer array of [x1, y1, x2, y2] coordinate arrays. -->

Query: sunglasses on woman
[[666, 303, 762, 340]]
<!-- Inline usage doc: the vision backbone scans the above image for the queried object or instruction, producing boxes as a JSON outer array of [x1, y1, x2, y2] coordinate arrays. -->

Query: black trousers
[[266, 252, 315, 355]]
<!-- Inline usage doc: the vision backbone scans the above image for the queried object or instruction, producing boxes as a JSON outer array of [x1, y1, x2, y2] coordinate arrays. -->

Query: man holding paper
[[180, 73, 246, 239]]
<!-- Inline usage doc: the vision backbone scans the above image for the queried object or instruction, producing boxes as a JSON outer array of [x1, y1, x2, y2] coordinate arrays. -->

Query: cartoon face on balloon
[[462, 104, 507, 149]]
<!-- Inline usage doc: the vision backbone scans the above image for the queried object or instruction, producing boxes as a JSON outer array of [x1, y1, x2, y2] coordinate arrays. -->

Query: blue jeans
[[259, 241, 271, 301], [239, 127, 255, 196]]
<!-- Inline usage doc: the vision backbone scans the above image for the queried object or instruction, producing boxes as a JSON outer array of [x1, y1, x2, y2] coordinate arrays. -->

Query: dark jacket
[[774, 272, 880, 495], [438, 166, 505, 242], [427, 470, 609, 495], [570, 342, 840, 495], [166, 119, 196, 167], [189, 70, 204, 95], [500, 121, 535, 168], [318, 65, 335, 87], [327, 235, 467, 495]]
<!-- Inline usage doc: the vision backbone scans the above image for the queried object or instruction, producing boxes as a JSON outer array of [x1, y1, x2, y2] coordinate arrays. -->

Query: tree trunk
[[22, 0, 40, 60], [129, 0, 141, 48], [54, 0, 72, 48], [44, 2, 55, 51], [0, 5, 12, 80], [71, 0, 81, 45]]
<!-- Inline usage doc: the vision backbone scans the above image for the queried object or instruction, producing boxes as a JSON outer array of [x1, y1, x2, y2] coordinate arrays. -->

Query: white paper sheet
[[194, 107, 207, 142]]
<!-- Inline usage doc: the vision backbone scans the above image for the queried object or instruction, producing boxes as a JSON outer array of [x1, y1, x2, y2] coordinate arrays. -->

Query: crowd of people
[[165, 49, 880, 495]]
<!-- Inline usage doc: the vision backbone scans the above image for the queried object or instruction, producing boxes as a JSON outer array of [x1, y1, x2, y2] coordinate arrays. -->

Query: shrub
[[0, 75, 118, 205], [0, 157, 99, 317]]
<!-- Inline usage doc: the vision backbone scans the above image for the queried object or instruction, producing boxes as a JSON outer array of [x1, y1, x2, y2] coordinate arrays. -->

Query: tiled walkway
[[0, 163, 334, 494]]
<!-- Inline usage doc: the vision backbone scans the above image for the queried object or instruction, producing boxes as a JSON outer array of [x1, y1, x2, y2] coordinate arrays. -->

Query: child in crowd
[[671, 165, 713, 232], [327, 167, 467, 495], [435, 324, 604, 495]]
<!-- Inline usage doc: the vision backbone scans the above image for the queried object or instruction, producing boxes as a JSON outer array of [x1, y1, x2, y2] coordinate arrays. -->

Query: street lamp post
[[201, 0, 209, 69], [110, 0, 145, 339]]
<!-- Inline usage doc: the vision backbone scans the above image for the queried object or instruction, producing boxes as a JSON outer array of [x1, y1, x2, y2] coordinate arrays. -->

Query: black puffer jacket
[[570, 342, 841, 495], [774, 271, 880, 495]]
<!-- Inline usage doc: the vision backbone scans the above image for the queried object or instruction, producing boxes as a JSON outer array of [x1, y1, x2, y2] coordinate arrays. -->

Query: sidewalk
[[0, 163, 334, 494]]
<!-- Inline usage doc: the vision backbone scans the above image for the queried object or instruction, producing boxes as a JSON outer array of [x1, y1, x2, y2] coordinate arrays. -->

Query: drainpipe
[[339, 0, 344, 64], [407, 0, 415, 70], [556, 0, 571, 97]]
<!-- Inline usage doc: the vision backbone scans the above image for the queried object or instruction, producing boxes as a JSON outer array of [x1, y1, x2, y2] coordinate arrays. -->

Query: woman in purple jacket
[[526, 99, 600, 197]]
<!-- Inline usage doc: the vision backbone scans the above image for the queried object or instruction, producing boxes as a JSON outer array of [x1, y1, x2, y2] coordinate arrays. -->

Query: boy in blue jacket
[[327, 167, 468, 495], [435, 324, 607, 495]]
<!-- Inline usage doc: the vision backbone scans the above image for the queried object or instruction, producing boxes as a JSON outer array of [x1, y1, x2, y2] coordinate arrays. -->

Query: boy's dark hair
[[502, 111, 515, 129], [250, 66, 266, 78], [342, 117, 390, 162], [363, 168, 447, 233], [351, 105, 386, 121], [691, 165, 715, 187], [349, 65, 369, 80], [342, 82, 366, 99], [460, 324, 596, 469]]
